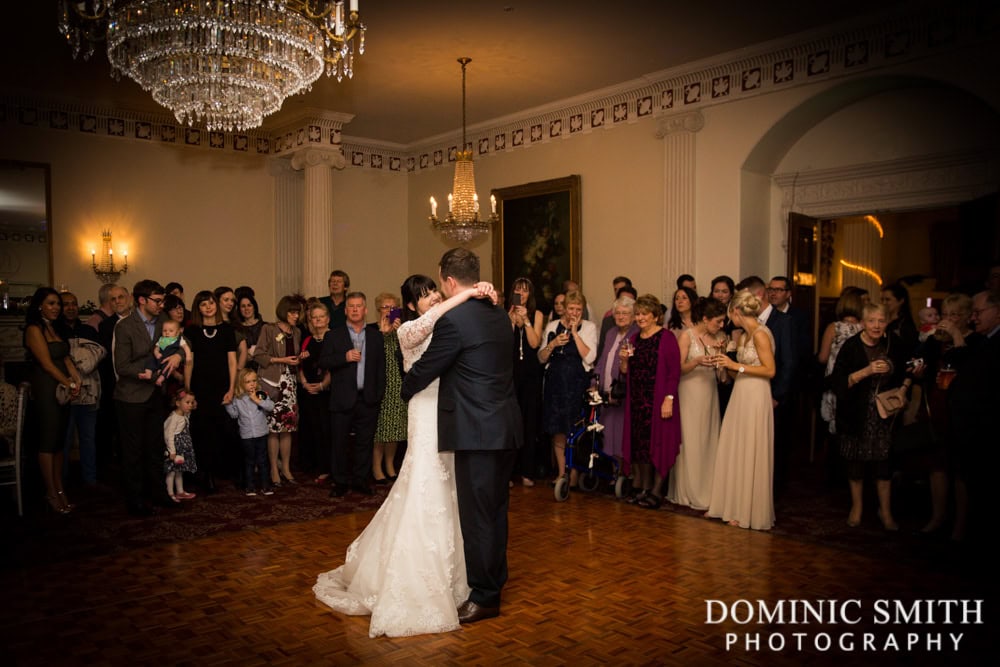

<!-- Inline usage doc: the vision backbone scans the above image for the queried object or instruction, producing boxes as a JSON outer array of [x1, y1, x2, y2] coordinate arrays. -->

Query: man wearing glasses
[[113, 280, 184, 516]]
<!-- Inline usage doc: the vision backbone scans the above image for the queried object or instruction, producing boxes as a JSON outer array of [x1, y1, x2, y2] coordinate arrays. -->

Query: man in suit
[[113, 279, 182, 516], [320, 291, 385, 498], [401, 248, 523, 624], [738, 276, 798, 496]]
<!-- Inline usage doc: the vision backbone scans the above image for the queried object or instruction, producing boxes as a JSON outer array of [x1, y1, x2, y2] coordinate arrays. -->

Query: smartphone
[[387, 307, 402, 323], [509, 293, 522, 307]]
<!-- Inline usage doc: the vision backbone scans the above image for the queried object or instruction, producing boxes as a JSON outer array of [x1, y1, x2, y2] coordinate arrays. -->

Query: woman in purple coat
[[620, 294, 681, 509], [593, 294, 638, 470]]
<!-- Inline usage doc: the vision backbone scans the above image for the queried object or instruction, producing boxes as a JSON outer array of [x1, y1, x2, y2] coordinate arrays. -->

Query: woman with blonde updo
[[705, 289, 776, 530]]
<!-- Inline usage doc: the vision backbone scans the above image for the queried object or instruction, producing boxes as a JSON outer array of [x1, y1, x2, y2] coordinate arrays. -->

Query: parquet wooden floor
[[1, 486, 989, 666]]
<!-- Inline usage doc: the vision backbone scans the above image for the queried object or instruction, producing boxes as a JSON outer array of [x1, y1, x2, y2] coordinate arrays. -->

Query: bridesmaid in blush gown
[[313, 276, 495, 638], [705, 289, 776, 530], [667, 298, 727, 510]]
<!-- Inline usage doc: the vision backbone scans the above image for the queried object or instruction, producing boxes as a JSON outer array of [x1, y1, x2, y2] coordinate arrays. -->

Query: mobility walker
[[554, 385, 627, 502]]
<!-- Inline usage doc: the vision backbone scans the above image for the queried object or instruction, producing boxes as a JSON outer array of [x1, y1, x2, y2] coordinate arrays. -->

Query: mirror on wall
[[0, 160, 52, 310]]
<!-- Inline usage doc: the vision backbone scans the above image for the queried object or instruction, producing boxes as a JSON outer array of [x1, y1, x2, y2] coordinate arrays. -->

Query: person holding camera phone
[[508, 277, 545, 486], [373, 292, 406, 484]]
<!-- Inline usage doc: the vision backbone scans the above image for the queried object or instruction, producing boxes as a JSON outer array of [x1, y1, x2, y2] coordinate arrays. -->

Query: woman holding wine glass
[[667, 298, 727, 510]]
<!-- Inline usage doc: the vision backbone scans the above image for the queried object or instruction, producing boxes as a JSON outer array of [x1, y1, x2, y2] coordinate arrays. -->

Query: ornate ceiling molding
[[2, 6, 988, 173]]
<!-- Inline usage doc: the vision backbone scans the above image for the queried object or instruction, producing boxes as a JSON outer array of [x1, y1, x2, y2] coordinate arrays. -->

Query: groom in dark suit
[[401, 248, 523, 624]]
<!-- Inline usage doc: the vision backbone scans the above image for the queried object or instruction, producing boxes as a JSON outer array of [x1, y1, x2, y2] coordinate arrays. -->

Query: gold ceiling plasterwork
[[1, 7, 983, 170]]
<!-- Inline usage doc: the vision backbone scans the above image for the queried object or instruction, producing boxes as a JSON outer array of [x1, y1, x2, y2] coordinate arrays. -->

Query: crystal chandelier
[[57, 1, 367, 132], [429, 58, 498, 245]]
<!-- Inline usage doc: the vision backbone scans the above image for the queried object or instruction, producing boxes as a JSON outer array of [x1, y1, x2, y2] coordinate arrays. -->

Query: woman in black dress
[[833, 302, 909, 530], [238, 293, 265, 371], [24, 287, 81, 514], [538, 290, 598, 487], [186, 290, 238, 492], [508, 277, 545, 486], [298, 301, 332, 483]]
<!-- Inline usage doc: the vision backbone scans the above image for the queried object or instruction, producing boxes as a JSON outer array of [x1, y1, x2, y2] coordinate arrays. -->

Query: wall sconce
[[91, 229, 129, 284]]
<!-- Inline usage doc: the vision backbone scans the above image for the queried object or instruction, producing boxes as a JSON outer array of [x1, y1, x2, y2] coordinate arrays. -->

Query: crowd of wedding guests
[[15, 262, 999, 545]]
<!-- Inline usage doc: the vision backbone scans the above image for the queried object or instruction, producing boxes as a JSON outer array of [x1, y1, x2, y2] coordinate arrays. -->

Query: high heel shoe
[[46, 495, 71, 515], [56, 491, 75, 511], [280, 472, 297, 485]]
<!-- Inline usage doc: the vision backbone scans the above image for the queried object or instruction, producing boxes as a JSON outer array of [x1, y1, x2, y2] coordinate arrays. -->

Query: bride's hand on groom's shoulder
[[473, 282, 498, 305]]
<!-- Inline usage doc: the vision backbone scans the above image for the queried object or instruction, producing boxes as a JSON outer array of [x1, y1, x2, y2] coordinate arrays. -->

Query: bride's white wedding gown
[[313, 306, 470, 638]]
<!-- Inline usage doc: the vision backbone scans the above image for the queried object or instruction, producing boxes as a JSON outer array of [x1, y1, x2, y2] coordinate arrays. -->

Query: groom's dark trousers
[[401, 297, 522, 608]]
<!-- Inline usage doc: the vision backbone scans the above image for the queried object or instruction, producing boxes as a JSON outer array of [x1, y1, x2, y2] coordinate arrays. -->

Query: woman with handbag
[[254, 295, 304, 487], [832, 302, 909, 530], [593, 294, 638, 475], [24, 287, 81, 514]]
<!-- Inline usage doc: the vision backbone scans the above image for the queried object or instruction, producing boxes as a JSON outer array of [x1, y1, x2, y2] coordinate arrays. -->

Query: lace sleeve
[[397, 305, 443, 354]]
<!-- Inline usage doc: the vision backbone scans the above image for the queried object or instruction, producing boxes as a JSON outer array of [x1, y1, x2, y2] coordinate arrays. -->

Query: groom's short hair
[[439, 248, 480, 285]]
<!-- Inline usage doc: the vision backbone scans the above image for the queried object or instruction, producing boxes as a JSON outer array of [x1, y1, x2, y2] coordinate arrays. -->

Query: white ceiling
[[5, 1, 913, 146]]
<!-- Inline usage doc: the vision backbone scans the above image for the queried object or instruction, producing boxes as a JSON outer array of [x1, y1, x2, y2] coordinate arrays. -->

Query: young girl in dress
[[164, 390, 198, 502], [226, 368, 275, 496]]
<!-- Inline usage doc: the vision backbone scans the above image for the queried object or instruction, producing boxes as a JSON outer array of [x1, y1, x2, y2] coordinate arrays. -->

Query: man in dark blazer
[[320, 292, 386, 498], [401, 248, 523, 625], [113, 279, 183, 516]]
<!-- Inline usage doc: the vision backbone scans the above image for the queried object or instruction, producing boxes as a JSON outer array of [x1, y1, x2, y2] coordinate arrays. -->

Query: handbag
[[872, 334, 906, 420], [892, 387, 937, 455], [875, 385, 907, 420], [609, 377, 626, 404]]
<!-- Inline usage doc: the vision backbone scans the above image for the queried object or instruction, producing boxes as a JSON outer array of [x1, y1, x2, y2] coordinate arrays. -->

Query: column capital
[[290, 146, 347, 171], [655, 111, 705, 139]]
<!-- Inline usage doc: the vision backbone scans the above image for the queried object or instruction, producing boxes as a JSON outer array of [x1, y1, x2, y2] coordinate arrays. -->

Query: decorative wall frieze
[[2, 7, 986, 173], [774, 150, 999, 218]]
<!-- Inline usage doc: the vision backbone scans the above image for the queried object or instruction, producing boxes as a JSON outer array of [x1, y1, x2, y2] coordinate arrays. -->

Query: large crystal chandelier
[[57, 1, 367, 132], [429, 58, 498, 245]]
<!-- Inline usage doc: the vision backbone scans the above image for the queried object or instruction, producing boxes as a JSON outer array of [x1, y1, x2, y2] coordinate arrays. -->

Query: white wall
[[408, 119, 665, 309], [0, 125, 277, 311]]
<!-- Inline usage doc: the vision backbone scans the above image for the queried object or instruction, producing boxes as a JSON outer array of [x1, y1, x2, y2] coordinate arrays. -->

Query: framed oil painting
[[491, 175, 581, 312]]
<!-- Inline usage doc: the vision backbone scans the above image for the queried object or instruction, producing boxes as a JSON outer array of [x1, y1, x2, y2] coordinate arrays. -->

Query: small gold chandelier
[[429, 57, 498, 245], [57, 1, 367, 132], [91, 230, 129, 284]]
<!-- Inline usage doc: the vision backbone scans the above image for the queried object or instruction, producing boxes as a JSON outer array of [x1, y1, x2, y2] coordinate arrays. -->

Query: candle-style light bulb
[[447, 193, 453, 213], [430, 196, 438, 217], [490, 194, 497, 215]]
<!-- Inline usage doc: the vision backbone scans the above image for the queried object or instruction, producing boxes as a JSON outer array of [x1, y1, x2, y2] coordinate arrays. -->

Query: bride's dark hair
[[400, 274, 437, 323]]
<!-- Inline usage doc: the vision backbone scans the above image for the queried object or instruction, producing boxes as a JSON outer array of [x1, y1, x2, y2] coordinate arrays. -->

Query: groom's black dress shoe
[[351, 483, 375, 496], [329, 484, 349, 498], [457, 600, 500, 624]]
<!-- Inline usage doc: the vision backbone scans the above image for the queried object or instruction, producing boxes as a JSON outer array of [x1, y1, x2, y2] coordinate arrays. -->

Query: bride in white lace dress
[[313, 276, 495, 638]]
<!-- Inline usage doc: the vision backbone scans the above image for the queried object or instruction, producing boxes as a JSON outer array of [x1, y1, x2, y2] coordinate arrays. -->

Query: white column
[[271, 158, 303, 299], [290, 147, 346, 297], [656, 111, 704, 297]]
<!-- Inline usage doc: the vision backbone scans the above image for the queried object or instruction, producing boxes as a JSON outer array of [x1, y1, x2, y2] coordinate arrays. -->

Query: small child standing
[[140, 320, 190, 386], [164, 389, 198, 502], [226, 368, 275, 496]]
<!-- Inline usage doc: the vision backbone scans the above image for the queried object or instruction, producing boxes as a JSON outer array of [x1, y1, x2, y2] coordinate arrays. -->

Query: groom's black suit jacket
[[401, 298, 522, 452]]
